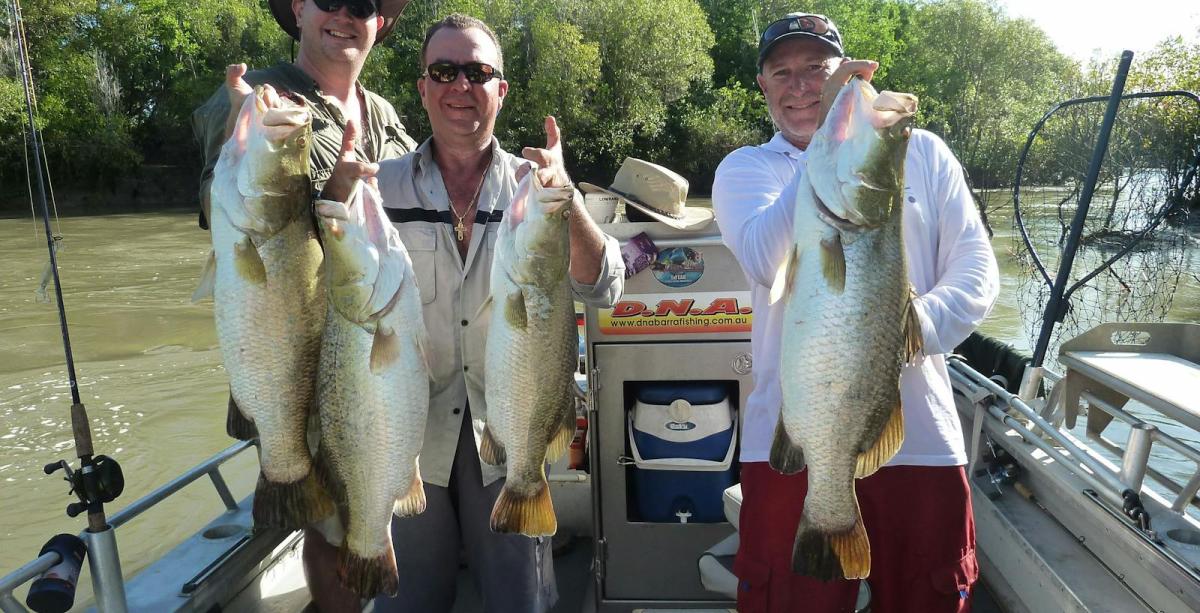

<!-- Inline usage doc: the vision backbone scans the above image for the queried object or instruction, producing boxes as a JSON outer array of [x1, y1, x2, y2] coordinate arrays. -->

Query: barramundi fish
[[769, 77, 921, 580], [313, 180, 430, 597], [480, 169, 578, 537], [199, 85, 331, 529]]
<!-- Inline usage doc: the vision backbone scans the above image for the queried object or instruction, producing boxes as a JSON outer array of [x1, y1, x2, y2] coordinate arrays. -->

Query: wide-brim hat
[[269, 0, 408, 45], [580, 158, 713, 231]]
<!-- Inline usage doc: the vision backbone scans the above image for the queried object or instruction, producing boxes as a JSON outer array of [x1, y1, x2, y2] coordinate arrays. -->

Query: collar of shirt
[[412, 136, 513, 217], [762, 131, 806, 159]]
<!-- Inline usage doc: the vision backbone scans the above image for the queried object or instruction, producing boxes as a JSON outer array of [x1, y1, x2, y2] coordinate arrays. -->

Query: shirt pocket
[[397, 225, 438, 305]]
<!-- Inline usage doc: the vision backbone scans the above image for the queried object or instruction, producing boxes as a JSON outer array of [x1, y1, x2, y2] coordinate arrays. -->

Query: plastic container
[[628, 382, 737, 523]]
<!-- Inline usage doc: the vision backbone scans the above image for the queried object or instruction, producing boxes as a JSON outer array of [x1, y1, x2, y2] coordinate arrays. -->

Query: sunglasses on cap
[[312, 0, 378, 20], [423, 62, 504, 84], [758, 13, 844, 65]]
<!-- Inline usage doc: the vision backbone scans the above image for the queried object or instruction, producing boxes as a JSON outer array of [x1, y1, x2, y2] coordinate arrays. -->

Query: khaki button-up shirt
[[377, 137, 625, 487], [192, 62, 418, 228]]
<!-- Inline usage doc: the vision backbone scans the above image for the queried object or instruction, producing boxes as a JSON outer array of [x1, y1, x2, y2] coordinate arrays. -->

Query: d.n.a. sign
[[597, 292, 753, 335]]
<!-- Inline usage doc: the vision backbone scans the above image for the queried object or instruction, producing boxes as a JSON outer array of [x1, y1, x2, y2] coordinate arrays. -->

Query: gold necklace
[[449, 172, 487, 242]]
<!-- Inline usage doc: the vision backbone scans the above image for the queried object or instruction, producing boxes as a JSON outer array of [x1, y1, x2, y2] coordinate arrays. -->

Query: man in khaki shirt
[[190, 1, 417, 610], [322, 13, 624, 613]]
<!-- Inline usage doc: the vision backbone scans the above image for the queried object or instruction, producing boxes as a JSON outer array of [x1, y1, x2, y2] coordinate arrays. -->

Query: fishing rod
[[8, 0, 127, 610]]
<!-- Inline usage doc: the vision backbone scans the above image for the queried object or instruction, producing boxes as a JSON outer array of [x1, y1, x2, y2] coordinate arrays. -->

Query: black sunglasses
[[312, 0, 378, 20], [424, 62, 503, 84]]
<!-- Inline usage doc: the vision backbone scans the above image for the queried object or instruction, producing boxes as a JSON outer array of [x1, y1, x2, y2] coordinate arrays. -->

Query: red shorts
[[734, 463, 978, 613]]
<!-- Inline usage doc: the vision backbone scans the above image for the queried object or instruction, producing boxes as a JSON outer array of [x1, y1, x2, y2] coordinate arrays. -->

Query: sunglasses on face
[[312, 0, 378, 20], [423, 62, 503, 84]]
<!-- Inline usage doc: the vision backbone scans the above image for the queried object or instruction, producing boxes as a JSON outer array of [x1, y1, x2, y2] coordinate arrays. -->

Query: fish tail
[[792, 504, 871, 580], [224, 393, 257, 440], [490, 475, 557, 537], [338, 544, 399, 598], [252, 467, 335, 530]]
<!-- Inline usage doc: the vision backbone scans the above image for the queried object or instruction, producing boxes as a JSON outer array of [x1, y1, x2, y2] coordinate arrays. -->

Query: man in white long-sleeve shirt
[[712, 13, 999, 613]]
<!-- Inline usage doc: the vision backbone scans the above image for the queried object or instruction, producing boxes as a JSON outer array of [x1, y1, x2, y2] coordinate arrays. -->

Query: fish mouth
[[814, 193, 860, 232]]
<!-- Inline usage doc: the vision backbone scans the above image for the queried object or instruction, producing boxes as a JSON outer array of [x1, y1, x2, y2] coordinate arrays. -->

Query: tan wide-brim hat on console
[[580, 158, 714, 231], [269, 0, 409, 45]]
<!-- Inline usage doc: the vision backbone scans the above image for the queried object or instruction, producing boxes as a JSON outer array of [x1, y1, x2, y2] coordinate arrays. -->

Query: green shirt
[[192, 62, 417, 228]]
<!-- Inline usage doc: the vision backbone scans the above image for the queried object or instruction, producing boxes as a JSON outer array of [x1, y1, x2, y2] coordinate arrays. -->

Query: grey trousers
[[372, 407, 557, 613]]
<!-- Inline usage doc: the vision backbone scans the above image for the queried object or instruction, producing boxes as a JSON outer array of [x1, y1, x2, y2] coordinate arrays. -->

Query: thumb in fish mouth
[[817, 59, 879, 130]]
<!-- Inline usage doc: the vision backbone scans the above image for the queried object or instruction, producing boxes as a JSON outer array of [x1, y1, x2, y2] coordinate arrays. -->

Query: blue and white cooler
[[628, 383, 737, 523]]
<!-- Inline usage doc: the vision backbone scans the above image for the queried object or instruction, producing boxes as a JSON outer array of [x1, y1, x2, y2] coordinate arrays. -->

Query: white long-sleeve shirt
[[713, 130, 999, 466]]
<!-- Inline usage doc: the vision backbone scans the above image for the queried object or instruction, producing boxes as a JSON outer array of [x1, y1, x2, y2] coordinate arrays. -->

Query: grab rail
[[1080, 391, 1200, 514], [948, 357, 1154, 532], [0, 440, 256, 613]]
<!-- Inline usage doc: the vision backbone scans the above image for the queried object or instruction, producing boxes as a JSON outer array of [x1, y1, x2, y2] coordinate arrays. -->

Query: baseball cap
[[758, 13, 844, 68]]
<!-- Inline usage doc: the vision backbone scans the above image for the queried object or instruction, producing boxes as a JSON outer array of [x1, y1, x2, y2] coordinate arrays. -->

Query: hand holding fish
[[321, 122, 380, 204], [223, 63, 253, 140], [817, 59, 879, 130], [520, 116, 571, 188]]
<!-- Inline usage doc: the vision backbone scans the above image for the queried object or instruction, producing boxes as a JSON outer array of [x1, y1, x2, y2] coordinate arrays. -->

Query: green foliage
[[885, 0, 1076, 192], [1, 0, 1198, 205]]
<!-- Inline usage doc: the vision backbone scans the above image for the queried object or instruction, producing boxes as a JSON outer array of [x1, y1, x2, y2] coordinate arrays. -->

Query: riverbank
[[0, 164, 199, 218]]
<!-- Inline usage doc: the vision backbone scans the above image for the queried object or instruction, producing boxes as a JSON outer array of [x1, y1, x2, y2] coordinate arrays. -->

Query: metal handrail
[[0, 440, 257, 613], [949, 357, 1138, 510], [109, 440, 253, 529], [1080, 391, 1200, 514]]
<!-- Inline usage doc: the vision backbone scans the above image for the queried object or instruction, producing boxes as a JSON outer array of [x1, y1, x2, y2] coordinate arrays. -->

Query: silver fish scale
[[780, 175, 909, 533], [485, 180, 577, 493], [316, 290, 427, 558], [211, 196, 324, 486]]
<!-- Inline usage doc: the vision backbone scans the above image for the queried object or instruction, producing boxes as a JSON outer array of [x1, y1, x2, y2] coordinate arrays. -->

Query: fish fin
[[505, 288, 528, 330], [546, 401, 578, 464], [312, 443, 348, 512], [234, 236, 267, 285], [792, 502, 871, 580], [820, 235, 846, 294], [479, 424, 507, 465], [490, 474, 557, 536], [369, 326, 401, 374], [769, 418, 806, 475], [414, 324, 435, 385], [902, 287, 924, 362], [768, 246, 799, 305], [225, 393, 258, 440], [191, 250, 217, 302], [855, 401, 905, 479], [252, 467, 335, 530], [338, 545, 399, 598], [393, 468, 426, 517]]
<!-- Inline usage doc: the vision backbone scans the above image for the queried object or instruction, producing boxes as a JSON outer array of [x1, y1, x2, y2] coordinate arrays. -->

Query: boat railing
[[1077, 391, 1200, 514], [0, 440, 257, 613], [949, 357, 1142, 514]]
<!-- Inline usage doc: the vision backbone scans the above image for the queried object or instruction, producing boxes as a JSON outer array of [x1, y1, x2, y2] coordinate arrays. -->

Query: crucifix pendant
[[454, 219, 466, 241]]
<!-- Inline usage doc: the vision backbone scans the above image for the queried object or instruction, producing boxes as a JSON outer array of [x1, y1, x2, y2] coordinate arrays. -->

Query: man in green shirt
[[190, 1, 416, 610], [192, 0, 417, 229]]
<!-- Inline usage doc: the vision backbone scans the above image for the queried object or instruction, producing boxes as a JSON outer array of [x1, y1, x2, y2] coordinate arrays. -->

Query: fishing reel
[[976, 440, 1020, 500], [44, 455, 124, 518]]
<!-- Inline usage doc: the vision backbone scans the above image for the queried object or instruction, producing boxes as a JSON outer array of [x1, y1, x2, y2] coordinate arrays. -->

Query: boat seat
[[695, 485, 744, 599], [723, 483, 743, 529], [1059, 323, 1200, 434]]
